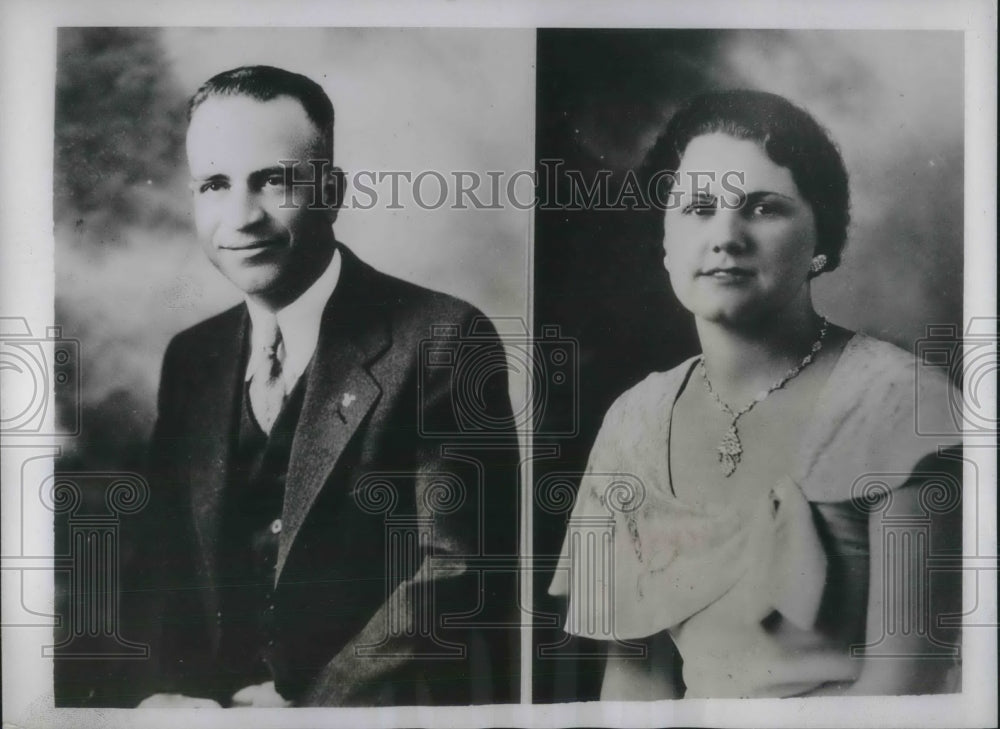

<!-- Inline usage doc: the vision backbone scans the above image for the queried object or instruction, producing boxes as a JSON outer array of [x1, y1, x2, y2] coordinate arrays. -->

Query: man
[[129, 66, 519, 707]]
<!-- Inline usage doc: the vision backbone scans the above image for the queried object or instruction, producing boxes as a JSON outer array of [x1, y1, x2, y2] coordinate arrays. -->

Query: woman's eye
[[683, 203, 715, 217], [749, 201, 782, 217]]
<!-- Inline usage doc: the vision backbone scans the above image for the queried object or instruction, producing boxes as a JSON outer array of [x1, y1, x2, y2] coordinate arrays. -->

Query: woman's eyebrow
[[687, 191, 718, 206], [744, 190, 796, 202]]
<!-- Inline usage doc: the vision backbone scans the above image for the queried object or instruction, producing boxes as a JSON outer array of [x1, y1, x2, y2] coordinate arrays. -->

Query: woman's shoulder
[[602, 356, 701, 423], [583, 357, 699, 484], [798, 331, 962, 501], [833, 332, 959, 422], [838, 332, 942, 383]]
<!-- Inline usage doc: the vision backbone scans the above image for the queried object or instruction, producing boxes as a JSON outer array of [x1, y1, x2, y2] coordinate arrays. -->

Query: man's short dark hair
[[188, 65, 335, 160], [641, 89, 850, 276]]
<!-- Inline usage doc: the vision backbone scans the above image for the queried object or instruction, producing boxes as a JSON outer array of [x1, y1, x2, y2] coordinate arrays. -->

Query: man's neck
[[250, 242, 338, 314]]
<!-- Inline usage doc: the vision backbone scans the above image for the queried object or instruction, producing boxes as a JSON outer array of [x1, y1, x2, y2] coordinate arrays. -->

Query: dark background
[[531, 28, 964, 702]]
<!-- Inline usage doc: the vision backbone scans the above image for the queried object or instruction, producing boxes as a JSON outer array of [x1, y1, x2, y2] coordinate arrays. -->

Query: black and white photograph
[[532, 28, 971, 704], [0, 2, 996, 729], [8, 22, 533, 714]]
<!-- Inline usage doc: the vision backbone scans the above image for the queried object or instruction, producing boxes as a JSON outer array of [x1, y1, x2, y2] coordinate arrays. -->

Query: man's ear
[[323, 165, 345, 223]]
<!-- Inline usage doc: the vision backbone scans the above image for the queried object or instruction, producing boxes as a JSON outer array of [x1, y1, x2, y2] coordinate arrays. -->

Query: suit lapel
[[276, 248, 391, 581], [189, 307, 247, 590]]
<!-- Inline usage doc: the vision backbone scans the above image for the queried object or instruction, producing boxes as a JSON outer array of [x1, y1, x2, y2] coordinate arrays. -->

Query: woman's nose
[[709, 209, 747, 254]]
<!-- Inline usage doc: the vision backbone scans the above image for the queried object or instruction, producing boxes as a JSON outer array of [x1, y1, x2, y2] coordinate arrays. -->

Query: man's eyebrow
[[251, 165, 292, 179], [190, 172, 229, 182]]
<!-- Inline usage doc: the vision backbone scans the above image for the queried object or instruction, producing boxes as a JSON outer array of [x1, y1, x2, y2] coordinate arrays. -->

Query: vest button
[[270, 518, 283, 534]]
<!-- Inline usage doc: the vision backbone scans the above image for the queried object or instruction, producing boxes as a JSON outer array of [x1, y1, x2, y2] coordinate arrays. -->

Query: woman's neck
[[695, 304, 824, 403]]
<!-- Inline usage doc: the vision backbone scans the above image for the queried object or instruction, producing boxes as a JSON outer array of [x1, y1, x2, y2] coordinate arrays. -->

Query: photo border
[[1, 1, 995, 727]]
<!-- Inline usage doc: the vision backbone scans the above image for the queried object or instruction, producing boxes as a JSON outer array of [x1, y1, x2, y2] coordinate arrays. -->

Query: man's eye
[[199, 180, 227, 194], [264, 174, 286, 188]]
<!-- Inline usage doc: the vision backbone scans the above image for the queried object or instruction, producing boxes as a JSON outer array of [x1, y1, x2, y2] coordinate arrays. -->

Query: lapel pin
[[335, 392, 356, 424]]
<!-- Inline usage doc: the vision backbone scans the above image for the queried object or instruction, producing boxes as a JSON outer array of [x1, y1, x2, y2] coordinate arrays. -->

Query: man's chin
[[220, 270, 285, 301]]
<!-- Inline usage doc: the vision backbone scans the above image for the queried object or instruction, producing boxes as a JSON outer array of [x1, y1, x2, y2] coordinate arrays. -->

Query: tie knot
[[255, 317, 284, 377], [266, 333, 282, 359], [256, 316, 280, 348]]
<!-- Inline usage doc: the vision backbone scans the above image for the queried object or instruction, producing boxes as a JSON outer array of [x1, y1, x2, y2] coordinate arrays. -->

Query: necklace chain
[[699, 317, 830, 477]]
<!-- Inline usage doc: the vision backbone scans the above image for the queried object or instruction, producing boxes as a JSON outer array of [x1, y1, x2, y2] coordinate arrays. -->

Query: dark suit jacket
[[129, 244, 520, 706]]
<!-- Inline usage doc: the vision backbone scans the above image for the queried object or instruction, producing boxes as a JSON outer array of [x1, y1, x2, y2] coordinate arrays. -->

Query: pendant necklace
[[699, 317, 829, 477]]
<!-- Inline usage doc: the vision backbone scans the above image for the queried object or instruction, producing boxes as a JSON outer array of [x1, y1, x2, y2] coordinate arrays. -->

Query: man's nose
[[226, 187, 268, 230]]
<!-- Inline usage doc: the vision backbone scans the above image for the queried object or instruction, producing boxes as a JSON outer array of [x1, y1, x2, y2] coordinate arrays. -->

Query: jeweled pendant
[[717, 424, 742, 477]]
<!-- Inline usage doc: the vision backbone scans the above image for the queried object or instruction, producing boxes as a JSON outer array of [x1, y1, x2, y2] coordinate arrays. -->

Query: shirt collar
[[244, 247, 342, 384]]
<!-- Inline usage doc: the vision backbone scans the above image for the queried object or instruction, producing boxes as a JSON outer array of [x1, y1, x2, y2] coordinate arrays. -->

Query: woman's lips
[[699, 266, 754, 280]]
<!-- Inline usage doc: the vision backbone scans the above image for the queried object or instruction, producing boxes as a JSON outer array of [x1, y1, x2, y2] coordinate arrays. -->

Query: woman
[[549, 90, 963, 699]]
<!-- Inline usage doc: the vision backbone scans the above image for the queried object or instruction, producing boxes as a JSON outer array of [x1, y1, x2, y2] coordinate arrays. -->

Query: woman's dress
[[548, 334, 963, 698]]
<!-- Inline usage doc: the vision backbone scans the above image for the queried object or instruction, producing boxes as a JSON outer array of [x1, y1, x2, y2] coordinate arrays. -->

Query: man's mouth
[[221, 237, 282, 252]]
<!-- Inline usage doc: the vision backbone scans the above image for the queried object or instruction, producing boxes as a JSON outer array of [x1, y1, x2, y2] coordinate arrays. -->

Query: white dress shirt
[[244, 247, 342, 392]]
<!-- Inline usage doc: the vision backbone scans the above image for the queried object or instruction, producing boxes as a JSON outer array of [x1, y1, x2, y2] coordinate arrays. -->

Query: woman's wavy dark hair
[[640, 89, 850, 275]]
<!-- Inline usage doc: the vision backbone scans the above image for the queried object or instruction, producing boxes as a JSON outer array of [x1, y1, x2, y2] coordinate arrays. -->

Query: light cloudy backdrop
[[55, 28, 534, 465]]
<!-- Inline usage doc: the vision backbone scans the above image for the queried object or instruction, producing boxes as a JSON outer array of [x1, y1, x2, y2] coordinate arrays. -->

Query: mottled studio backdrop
[[52, 27, 534, 703], [54, 27, 534, 473], [532, 29, 964, 703]]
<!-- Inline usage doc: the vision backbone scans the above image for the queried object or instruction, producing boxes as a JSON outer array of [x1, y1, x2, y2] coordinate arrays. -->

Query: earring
[[810, 254, 828, 274]]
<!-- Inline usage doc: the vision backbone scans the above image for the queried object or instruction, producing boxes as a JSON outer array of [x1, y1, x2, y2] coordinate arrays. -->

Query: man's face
[[186, 95, 335, 309]]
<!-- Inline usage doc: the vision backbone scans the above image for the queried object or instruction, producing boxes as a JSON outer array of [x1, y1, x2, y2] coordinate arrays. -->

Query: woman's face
[[662, 133, 819, 327]]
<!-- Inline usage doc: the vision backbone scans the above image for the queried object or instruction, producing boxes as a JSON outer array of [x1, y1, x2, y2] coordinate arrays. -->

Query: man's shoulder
[[163, 246, 496, 360], [344, 248, 491, 338], [164, 303, 245, 360]]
